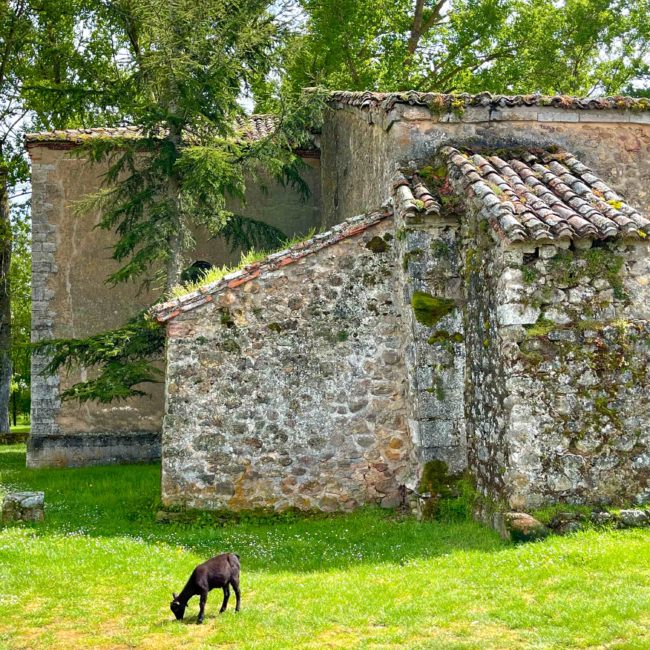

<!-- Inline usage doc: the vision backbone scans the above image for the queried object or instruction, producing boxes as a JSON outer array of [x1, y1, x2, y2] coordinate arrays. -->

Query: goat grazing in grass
[[170, 553, 241, 624]]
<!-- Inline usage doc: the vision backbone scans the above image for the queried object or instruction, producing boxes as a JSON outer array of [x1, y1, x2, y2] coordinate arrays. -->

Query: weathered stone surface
[[619, 509, 649, 527], [27, 143, 323, 468], [464, 219, 650, 510], [2, 491, 45, 522], [162, 220, 414, 512], [502, 512, 549, 542], [29, 92, 650, 514]]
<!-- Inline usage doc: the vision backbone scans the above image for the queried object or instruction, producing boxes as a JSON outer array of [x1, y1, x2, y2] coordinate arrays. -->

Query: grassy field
[[0, 444, 649, 649]]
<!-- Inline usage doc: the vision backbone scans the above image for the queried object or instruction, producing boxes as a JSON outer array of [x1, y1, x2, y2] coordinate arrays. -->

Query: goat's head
[[170, 593, 186, 620]]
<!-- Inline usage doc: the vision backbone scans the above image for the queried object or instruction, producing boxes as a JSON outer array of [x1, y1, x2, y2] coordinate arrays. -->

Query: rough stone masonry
[[28, 91, 650, 512], [155, 130, 649, 512]]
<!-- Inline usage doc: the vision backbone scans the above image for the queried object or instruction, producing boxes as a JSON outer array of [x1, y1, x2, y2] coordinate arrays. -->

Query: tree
[[1, 1, 34, 437], [38, 0, 325, 403], [280, 0, 650, 96], [9, 203, 30, 424]]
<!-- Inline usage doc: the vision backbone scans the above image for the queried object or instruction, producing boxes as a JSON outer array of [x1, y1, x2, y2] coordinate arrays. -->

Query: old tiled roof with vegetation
[[395, 147, 650, 243], [25, 114, 280, 146], [327, 91, 650, 113], [153, 209, 391, 322]]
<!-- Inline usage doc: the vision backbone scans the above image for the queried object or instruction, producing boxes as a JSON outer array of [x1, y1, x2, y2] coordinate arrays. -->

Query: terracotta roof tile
[[394, 146, 650, 243], [26, 115, 280, 146], [153, 208, 392, 322], [25, 126, 143, 145], [327, 91, 650, 113]]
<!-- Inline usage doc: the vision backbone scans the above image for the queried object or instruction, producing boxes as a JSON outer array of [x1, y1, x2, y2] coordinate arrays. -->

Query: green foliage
[[283, 0, 650, 96], [522, 265, 538, 284], [9, 207, 30, 424], [532, 503, 598, 526], [411, 292, 456, 327], [418, 461, 477, 521], [169, 229, 318, 299], [35, 311, 165, 403], [38, 1, 327, 403]]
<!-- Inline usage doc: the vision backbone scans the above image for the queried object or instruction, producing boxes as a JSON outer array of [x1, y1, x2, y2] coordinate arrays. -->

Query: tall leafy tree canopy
[[277, 0, 650, 97]]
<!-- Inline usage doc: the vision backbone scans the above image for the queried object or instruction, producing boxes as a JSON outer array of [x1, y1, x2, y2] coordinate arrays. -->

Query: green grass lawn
[[8, 424, 29, 434], [0, 444, 648, 649]]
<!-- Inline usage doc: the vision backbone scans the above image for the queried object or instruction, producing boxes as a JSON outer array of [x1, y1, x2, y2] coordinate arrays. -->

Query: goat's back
[[194, 553, 240, 589]]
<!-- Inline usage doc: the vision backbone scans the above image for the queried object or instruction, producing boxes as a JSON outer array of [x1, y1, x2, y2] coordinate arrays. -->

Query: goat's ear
[[173, 592, 178, 599]]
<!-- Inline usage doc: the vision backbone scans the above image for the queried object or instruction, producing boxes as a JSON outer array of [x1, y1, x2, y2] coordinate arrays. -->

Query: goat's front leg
[[197, 590, 208, 624], [220, 584, 230, 613]]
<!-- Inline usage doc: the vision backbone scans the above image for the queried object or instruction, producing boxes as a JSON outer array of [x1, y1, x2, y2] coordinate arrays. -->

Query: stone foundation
[[26, 432, 161, 468]]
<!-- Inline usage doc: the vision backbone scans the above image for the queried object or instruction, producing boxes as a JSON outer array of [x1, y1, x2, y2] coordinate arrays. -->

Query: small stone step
[[2, 491, 45, 523]]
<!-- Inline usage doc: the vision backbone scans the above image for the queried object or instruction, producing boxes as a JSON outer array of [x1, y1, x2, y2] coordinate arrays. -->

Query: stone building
[[29, 92, 650, 512], [26, 118, 321, 467]]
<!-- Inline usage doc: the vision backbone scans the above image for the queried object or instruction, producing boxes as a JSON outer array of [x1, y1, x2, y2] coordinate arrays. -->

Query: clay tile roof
[[25, 125, 144, 145], [152, 208, 392, 323], [233, 114, 278, 141], [327, 90, 650, 113], [439, 146, 650, 242], [26, 114, 280, 146]]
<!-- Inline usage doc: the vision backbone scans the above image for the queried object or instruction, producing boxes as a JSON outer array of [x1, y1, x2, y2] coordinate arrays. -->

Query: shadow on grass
[[0, 445, 508, 573]]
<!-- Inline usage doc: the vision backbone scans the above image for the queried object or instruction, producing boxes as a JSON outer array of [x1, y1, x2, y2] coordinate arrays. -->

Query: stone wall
[[393, 206, 467, 475], [28, 143, 321, 467], [462, 221, 650, 509], [320, 107, 394, 227], [161, 219, 414, 511]]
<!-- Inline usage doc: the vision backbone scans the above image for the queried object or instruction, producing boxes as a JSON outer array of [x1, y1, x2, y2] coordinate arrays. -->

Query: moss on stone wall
[[365, 236, 389, 254], [427, 330, 464, 345], [546, 246, 627, 299], [411, 292, 456, 327]]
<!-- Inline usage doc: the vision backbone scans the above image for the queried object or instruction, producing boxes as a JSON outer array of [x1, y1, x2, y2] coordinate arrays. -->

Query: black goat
[[170, 553, 241, 624]]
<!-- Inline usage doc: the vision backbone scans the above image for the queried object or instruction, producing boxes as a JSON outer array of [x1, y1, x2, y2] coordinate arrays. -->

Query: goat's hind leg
[[220, 584, 230, 613], [231, 578, 241, 612], [197, 590, 208, 624]]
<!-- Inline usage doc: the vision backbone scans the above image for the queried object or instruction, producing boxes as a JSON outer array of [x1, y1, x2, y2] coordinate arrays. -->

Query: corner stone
[[498, 512, 548, 542]]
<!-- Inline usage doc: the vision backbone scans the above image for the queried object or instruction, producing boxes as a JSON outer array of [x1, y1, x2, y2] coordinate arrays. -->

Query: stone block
[[2, 491, 45, 522], [495, 512, 549, 542], [497, 304, 540, 326], [418, 419, 458, 447], [618, 509, 649, 527], [578, 111, 629, 123], [537, 110, 579, 123]]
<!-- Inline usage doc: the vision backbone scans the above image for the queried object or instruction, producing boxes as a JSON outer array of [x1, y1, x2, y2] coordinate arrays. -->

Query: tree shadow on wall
[[0, 445, 507, 573]]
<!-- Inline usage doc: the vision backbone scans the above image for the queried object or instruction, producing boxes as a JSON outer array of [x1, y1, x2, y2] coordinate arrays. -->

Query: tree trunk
[[0, 153, 12, 436]]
